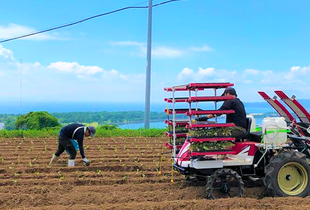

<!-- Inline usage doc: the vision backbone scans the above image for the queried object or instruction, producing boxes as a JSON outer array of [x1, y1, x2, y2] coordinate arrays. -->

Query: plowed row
[[0, 137, 309, 209]]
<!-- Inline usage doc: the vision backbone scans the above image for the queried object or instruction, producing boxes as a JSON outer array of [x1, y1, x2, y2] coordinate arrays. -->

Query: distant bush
[[15, 111, 60, 130], [99, 124, 119, 130]]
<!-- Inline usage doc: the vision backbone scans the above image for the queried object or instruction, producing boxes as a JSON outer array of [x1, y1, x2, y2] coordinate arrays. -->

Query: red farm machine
[[164, 82, 310, 199]]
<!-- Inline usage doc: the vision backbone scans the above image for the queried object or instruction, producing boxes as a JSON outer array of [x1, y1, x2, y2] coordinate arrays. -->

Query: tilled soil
[[0, 136, 309, 209]]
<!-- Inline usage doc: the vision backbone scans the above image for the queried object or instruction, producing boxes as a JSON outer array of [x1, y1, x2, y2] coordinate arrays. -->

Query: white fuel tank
[[262, 117, 287, 147]]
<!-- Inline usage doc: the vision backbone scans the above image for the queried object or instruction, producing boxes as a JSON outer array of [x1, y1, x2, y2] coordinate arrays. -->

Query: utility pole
[[144, 0, 152, 129], [20, 59, 23, 115]]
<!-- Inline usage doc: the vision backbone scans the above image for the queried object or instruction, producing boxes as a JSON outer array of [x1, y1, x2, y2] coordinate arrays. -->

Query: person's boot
[[68, 159, 75, 167], [49, 154, 59, 165]]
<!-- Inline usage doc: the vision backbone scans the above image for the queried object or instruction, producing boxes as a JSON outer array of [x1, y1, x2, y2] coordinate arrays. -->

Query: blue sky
[[1, 0, 310, 107]]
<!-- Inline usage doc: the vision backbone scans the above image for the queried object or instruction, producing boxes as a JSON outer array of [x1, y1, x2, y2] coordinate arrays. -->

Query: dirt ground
[[1, 136, 310, 210]]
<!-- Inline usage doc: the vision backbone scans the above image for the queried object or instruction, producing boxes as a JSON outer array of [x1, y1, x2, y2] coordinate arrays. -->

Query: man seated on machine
[[196, 87, 247, 140]]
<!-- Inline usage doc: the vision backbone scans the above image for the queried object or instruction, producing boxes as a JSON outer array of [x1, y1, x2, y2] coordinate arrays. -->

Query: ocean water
[[0, 102, 167, 114], [119, 118, 264, 129], [1, 101, 306, 129], [0, 101, 278, 114]]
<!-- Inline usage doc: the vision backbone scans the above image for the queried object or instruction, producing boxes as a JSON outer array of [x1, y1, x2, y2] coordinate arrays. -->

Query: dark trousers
[[232, 126, 247, 140], [55, 135, 77, 159]]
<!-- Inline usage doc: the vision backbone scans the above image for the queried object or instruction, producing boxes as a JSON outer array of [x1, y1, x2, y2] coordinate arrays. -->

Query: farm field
[[1, 136, 310, 209]]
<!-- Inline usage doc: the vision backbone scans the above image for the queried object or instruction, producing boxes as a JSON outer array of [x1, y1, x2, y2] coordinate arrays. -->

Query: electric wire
[[0, 0, 182, 44]]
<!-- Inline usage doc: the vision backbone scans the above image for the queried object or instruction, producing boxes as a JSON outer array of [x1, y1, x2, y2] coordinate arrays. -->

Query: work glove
[[83, 158, 90, 166]]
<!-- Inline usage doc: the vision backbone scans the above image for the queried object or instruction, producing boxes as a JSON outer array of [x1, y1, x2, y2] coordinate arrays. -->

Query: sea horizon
[[0, 101, 280, 114]]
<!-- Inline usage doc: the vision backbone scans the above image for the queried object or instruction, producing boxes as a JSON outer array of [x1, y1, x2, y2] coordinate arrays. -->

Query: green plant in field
[[57, 171, 65, 180], [190, 141, 234, 152], [188, 127, 233, 138], [169, 137, 186, 145]]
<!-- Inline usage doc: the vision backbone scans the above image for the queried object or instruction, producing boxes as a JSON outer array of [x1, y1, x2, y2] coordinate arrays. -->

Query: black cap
[[221, 87, 237, 96]]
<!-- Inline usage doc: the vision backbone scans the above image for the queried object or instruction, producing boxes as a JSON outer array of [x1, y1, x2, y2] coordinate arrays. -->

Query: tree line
[[0, 111, 168, 130]]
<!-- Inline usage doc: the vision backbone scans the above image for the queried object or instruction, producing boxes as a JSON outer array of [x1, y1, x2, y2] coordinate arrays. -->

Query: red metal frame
[[187, 110, 235, 116], [164, 120, 189, 126], [189, 137, 235, 142], [275, 90, 310, 123], [164, 86, 188, 92], [258, 91, 295, 122], [187, 96, 235, 102], [191, 151, 236, 156], [190, 142, 258, 157], [164, 82, 233, 92], [165, 143, 183, 149], [165, 132, 187, 138], [165, 109, 202, 115], [164, 82, 238, 159], [187, 83, 234, 89], [164, 98, 188, 103]]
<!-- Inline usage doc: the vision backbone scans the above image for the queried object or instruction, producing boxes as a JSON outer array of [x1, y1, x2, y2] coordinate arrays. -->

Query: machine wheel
[[206, 168, 244, 199], [264, 150, 310, 197]]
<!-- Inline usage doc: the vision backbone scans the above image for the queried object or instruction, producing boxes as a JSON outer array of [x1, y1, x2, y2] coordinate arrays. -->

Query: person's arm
[[77, 137, 85, 159], [196, 114, 214, 121], [77, 130, 90, 165], [74, 129, 85, 159], [197, 101, 232, 121], [218, 100, 232, 111]]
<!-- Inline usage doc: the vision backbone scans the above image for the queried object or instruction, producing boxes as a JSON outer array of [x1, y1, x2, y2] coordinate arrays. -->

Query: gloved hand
[[83, 158, 90, 166]]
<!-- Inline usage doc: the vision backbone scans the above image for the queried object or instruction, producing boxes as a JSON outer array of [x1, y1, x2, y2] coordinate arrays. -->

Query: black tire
[[264, 150, 310, 197], [206, 168, 244, 199]]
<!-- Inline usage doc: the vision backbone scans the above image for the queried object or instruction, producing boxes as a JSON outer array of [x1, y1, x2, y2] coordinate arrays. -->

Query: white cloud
[[111, 40, 212, 59], [244, 69, 260, 75], [177, 68, 194, 80], [47, 61, 132, 82], [190, 45, 213, 52], [197, 67, 214, 76], [110, 41, 144, 46], [48, 62, 103, 75], [33, 62, 41, 68], [177, 67, 237, 83], [107, 69, 128, 80], [291, 66, 300, 72], [151, 46, 184, 58], [0, 44, 15, 61], [0, 23, 60, 41]]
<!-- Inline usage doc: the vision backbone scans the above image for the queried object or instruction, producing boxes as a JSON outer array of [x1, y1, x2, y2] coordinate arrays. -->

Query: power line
[[0, 0, 181, 44]]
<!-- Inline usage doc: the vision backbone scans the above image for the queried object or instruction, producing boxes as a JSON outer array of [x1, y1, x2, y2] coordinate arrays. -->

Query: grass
[[0, 127, 167, 138]]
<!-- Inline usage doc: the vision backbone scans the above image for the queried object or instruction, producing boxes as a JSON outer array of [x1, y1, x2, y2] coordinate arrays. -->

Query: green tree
[[3, 116, 17, 130], [16, 111, 60, 130]]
